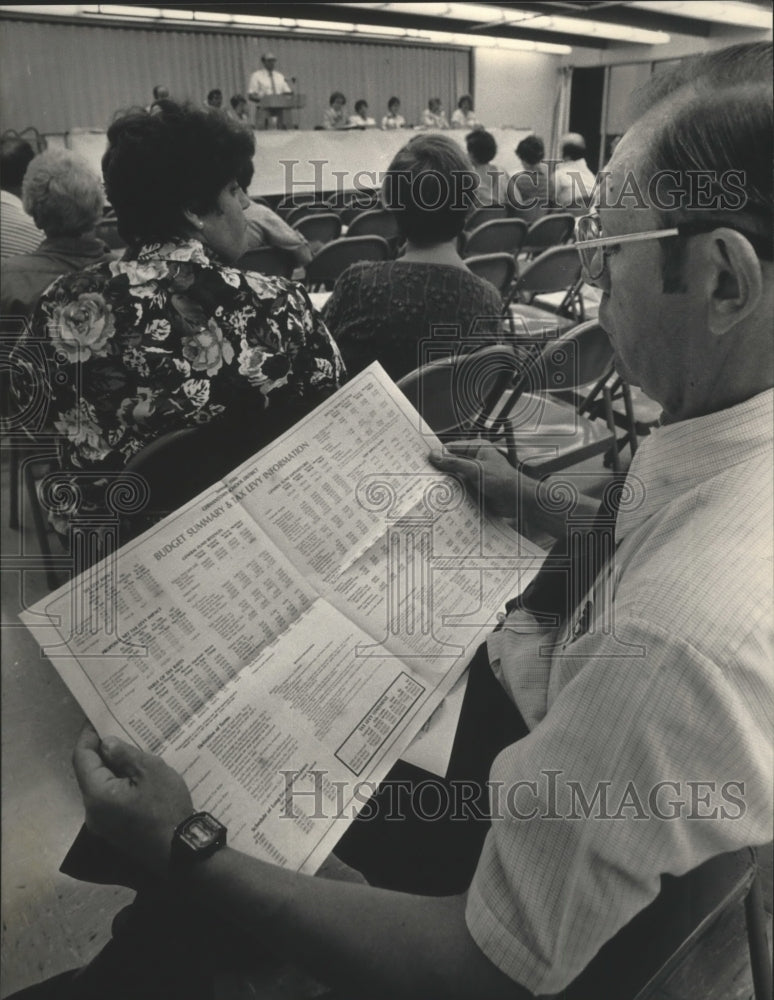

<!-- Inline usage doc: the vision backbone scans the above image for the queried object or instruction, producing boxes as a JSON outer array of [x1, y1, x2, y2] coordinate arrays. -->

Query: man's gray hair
[[22, 148, 105, 237]]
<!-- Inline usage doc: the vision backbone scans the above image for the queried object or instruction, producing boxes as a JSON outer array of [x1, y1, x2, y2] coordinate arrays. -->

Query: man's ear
[[704, 228, 763, 337]]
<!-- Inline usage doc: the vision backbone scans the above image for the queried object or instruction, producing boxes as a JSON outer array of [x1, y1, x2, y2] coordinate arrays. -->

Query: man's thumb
[[100, 737, 143, 777]]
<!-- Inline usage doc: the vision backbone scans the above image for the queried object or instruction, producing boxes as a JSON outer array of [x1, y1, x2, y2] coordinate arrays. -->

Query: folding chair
[[461, 219, 528, 260], [464, 204, 507, 231], [284, 203, 333, 228], [397, 322, 627, 475], [293, 212, 342, 245], [505, 245, 585, 324], [464, 253, 516, 296], [236, 247, 296, 278], [303, 236, 391, 291], [521, 212, 575, 258]]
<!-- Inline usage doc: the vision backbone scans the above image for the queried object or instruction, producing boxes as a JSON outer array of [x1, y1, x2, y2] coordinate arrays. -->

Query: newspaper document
[[20, 363, 544, 875]]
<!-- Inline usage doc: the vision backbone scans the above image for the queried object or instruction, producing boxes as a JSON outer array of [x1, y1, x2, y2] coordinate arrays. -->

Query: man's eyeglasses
[[574, 212, 773, 282]]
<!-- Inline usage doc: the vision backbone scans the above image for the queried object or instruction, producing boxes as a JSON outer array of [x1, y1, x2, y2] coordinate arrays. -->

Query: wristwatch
[[169, 811, 227, 879]]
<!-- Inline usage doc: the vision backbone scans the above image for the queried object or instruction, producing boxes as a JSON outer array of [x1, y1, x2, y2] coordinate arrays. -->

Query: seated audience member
[[237, 164, 313, 268], [508, 133, 549, 223], [1, 149, 114, 318], [322, 91, 348, 130], [451, 94, 478, 129], [12, 102, 343, 536], [420, 97, 449, 130], [323, 134, 502, 380], [0, 137, 44, 260], [348, 99, 376, 128], [204, 88, 224, 113], [552, 131, 597, 209], [9, 42, 774, 1000], [465, 128, 503, 206], [381, 96, 405, 130], [227, 93, 250, 123]]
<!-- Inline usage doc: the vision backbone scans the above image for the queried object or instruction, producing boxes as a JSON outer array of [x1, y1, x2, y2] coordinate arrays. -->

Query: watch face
[[181, 813, 223, 850]]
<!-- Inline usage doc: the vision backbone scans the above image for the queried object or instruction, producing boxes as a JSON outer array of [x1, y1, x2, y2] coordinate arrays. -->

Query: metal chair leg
[[744, 865, 773, 1000]]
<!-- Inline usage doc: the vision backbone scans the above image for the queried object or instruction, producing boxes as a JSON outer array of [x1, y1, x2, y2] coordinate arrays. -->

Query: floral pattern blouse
[[17, 238, 344, 530]]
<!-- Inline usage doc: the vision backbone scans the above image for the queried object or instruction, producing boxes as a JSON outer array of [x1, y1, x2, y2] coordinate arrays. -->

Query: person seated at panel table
[[465, 128, 504, 206], [11, 101, 343, 538], [348, 99, 376, 128], [451, 93, 478, 129], [236, 162, 313, 269], [227, 93, 250, 124], [381, 95, 406, 130], [146, 83, 170, 113], [0, 149, 115, 320], [0, 136, 44, 260], [507, 133, 549, 224], [204, 88, 225, 115], [420, 96, 449, 129], [322, 133, 502, 380], [552, 131, 598, 210], [322, 91, 348, 130]]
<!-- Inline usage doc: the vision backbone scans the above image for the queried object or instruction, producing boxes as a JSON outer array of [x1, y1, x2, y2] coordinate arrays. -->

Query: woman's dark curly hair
[[102, 101, 255, 244]]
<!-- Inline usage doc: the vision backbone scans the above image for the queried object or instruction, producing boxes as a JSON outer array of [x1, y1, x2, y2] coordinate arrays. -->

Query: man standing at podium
[[248, 52, 292, 128]]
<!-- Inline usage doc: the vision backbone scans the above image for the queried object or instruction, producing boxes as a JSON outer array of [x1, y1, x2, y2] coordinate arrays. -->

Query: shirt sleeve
[[466, 614, 773, 994], [245, 205, 310, 257]]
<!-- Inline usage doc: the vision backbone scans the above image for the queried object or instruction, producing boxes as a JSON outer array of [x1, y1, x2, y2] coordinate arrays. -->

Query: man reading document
[[14, 42, 773, 1000]]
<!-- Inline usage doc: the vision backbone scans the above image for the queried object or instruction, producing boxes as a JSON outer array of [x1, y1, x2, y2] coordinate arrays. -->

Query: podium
[[254, 93, 306, 130]]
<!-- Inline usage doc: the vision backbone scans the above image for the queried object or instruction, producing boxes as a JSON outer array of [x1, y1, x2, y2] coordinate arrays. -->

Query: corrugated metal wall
[[0, 16, 469, 135]]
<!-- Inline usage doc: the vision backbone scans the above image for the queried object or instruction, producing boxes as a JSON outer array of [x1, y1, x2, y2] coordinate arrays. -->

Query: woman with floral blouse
[[14, 102, 344, 537]]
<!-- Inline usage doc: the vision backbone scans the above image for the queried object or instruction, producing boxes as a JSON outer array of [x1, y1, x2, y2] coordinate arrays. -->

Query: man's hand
[[72, 723, 194, 876], [429, 440, 525, 519]]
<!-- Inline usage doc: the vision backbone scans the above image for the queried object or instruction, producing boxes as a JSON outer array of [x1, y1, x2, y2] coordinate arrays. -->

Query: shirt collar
[[127, 237, 213, 266], [616, 388, 774, 542], [38, 234, 111, 256], [1, 189, 23, 208]]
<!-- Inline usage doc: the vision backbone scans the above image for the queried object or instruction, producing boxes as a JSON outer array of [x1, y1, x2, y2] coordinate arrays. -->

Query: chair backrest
[[506, 201, 547, 227], [340, 198, 380, 226], [522, 212, 575, 254], [304, 236, 391, 290], [345, 208, 400, 241], [511, 245, 582, 298], [464, 253, 516, 296], [276, 192, 321, 217], [464, 204, 507, 231], [236, 246, 296, 278], [397, 344, 521, 442], [285, 202, 333, 227], [462, 219, 528, 259], [565, 848, 767, 1000], [293, 212, 342, 245], [327, 190, 357, 211], [120, 420, 274, 541]]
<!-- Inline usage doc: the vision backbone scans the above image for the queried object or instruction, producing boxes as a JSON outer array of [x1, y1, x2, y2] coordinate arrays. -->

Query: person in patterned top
[[13, 102, 344, 536]]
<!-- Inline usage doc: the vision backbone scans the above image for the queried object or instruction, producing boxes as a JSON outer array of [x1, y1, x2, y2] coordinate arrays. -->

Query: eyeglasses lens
[[577, 216, 604, 281]]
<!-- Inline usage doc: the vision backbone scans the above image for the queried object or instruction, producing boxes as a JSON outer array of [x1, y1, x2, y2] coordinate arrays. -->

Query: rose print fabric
[[16, 238, 344, 532]]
